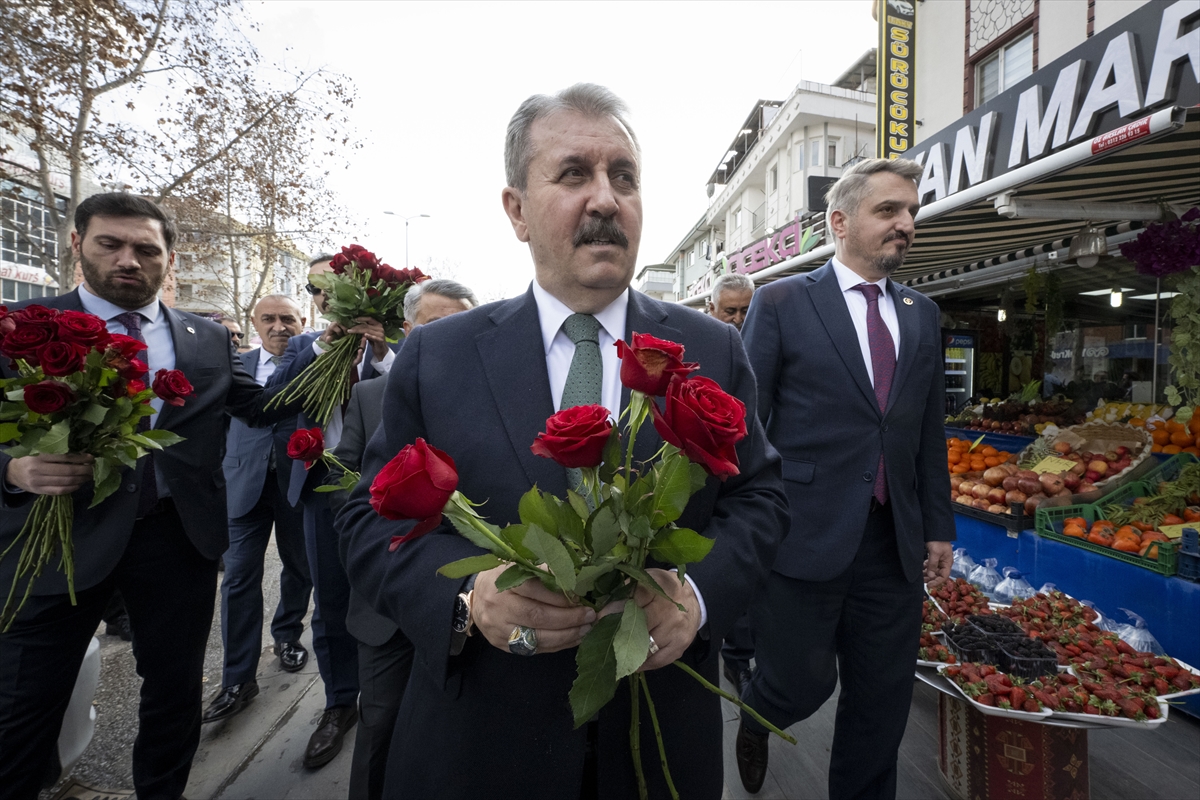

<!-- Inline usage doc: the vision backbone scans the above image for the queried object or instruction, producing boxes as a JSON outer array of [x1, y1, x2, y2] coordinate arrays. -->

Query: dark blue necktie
[[115, 312, 158, 517]]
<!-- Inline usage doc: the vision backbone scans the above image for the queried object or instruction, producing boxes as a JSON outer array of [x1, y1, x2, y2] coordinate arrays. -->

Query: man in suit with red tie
[[735, 159, 955, 799]]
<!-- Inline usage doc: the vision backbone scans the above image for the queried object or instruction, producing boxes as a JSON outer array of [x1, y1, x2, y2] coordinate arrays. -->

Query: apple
[[1062, 473, 1081, 491], [1116, 446, 1130, 457], [1003, 476, 1020, 491], [1087, 460, 1109, 476], [1085, 470, 1101, 483], [1006, 489, 1028, 505], [1104, 451, 1119, 462], [988, 487, 1008, 505]]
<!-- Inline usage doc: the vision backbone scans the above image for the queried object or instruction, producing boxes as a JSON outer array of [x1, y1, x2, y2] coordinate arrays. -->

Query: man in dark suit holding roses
[[0, 193, 301, 800], [335, 84, 789, 799]]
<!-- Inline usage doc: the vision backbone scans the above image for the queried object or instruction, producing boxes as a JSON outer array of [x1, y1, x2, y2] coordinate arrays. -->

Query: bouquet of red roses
[[266, 244, 426, 425], [0, 304, 192, 630], [369, 333, 793, 799]]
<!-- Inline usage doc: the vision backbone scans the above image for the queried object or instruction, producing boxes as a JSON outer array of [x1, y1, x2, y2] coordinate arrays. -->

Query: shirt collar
[[831, 257, 889, 295], [77, 283, 162, 326], [530, 280, 629, 354]]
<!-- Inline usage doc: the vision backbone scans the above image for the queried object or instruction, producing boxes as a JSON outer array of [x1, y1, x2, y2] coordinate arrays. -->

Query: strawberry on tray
[[916, 600, 957, 666], [1039, 671, 1169, 727], [938, 662, 1052, 720], [925, 577, 993, 622], [1072, 645, 1200, 701]]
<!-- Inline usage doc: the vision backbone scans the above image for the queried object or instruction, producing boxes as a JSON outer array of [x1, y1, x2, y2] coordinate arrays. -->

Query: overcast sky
[[244, 1, 878, 301]]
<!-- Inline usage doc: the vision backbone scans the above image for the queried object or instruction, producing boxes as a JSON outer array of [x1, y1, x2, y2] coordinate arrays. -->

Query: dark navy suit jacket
[[335, 287, 789, 799], [740, 261, 955, 584]]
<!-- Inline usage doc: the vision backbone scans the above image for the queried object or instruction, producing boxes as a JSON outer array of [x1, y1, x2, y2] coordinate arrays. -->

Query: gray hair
[[505, 83, 640, 191], [825, 158, 924, 217], [403, 278, 479, 322], [308, 254, 335, 268], [710, 273, 754, 306]]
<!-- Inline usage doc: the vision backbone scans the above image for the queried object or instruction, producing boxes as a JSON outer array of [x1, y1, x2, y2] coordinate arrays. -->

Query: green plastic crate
[[1096, 479, 1151, 509], [1035, 503, 1178, 576], [1142, 453, 1200, 489]]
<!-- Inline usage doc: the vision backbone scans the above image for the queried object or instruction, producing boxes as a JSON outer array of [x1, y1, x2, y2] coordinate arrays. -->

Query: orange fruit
[[952, 464, 970, 474], [1189, 411, 1200, 436], [1152, 444, 1164, 453], [1152, 429, 1171, 446], [1163, 444, 1183, 455], [1130, 417, 1146, 428], [1167, 421, 1186, 434], [1170, 430, 1194, 447], [981, 445, 999, 457], [1183, 447, 1200, 456], [948, 450, 962, 464]]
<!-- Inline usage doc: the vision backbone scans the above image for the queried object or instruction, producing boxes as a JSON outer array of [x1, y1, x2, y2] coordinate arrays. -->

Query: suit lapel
[[807, 263, 878, 414], [476, 289, 565, 495], [156, 304, 197, 431], [885, 281, 922, 418], [622, 291, 681, 466]]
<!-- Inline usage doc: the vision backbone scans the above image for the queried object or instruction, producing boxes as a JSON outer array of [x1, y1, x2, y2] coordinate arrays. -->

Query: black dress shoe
[[304, 705, 358, 769], [274, 640, 308, 673], [723, 661, 753, 699], [104, 613, 132, 642], [736, 720, 770, 794], [202, 681, 259, 723]]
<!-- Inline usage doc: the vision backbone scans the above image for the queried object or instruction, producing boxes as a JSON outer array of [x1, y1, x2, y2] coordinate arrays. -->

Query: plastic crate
[[967, 614, 1024, 637], [941, 623, 997, 664], [1096, 480, 1151, 509], [1182, 527, 1199, 557], [1035, 503, 1178, 576], [1141, 453, 1200, 489], [996, 639, 1058, 680], [1177, 552, 1200, 582]]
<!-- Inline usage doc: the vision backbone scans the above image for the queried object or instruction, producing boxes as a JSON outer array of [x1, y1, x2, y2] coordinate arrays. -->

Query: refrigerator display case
[[943, 331, 975, 413]]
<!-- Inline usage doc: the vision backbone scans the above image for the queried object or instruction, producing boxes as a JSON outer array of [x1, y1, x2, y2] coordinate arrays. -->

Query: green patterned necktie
[[559, 313, 602, 491], [268, 353, 283, 469]]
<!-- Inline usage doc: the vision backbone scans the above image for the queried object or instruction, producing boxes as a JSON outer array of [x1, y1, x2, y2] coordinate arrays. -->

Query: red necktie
[[851, 284, 895, 505]]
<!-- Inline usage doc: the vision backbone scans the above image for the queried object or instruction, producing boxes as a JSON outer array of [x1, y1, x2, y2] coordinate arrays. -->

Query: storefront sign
[[726, 216, 809, 275], [877, 0, 917, 159], [0, 263, 55, 285], [907, 0, 1199, 203], [945, 334, 974, 348]]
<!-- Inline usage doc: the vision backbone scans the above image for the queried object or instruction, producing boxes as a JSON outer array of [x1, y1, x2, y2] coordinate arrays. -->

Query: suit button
[[263, 453, 269, 460], [126, 484, 137, 493], [864, 472, 873, 482], [882, 424, 889, 432]]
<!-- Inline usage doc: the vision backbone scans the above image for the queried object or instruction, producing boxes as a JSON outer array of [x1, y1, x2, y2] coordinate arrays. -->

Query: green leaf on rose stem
[[35, 420, 71, 455], [614, 599, 650, 679], [437, 553, 504, 579], [113, 445, 138, 470], [499, 523, 539, 563], [599, 428, 623, 484], [90, 458, 122, 507], [138, 429, 185, 447], [569, 613, 621, 728], [588, 503, 621, 558], [0, 422, 19, 444], [609, 472, 627, 494], [80, 402, 108, 426], [624, 475, 654, 518], [567, 489, 590, 521], [444, 511, 507, 555], [518, 486, 558, 535], [627, 515, 651, 544], [494, 564, 535, 592], [649, 527, 715, 567], [549, 496, 586, 551], [5, 389, 24, 402], [615, 563, 685, 612], [573, 561, 617, 595], [652, 453, 693, 525], [689, 462, 708, 494], [523, 524, 577, 593], [128, 433, 163, 451], [313, 484, 339, 493]]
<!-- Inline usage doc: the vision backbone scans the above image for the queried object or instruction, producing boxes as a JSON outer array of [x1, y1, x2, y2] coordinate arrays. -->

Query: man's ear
[[71, 229, 82, 257], [501, 187, 530, 243], [828, 209, 849, 242], [402, 320, 413, 336]]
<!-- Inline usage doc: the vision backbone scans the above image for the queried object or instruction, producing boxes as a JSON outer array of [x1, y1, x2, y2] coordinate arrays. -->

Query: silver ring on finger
[[648, 634, 660, 656], [508, 625, 537, 656]]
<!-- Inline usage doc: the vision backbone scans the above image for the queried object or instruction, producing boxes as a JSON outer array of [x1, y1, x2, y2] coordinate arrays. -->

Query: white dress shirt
[[830, 257, 901, 387], [254, 347, 280, 387], [529, 281, 707, 627]]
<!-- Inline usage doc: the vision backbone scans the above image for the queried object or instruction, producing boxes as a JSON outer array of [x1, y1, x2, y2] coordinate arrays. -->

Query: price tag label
[[1031, 456, 1077, 475], [1158, 524, 1193, 540]]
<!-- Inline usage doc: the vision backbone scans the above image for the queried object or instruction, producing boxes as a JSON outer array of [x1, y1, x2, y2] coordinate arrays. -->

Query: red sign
[[1091, 116, 1152, 155]]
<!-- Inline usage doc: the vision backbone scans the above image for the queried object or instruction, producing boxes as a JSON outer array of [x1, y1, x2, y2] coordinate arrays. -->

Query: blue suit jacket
[[222, 348, 301, 519], [335, 287, 789, 799], [740, 261, 955, 583]]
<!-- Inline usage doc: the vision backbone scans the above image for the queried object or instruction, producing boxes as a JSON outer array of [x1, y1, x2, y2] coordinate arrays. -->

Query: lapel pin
[[186, 326, 195, 333], [903, 297, 914, 305]]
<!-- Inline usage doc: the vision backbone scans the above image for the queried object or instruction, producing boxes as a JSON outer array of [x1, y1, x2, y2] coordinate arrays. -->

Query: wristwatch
[[450, 574, 477, 655]]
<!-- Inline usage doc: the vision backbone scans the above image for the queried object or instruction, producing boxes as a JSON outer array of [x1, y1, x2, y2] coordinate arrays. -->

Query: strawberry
[[1115, 698, 1145, 720], [1115, 640, 1137, 656], [1144, 701, 1161, 719], [1171, 673, 1193, 691], [1023, 699, 1042, 713], [1154, 665, 1180, 679], [1153, 678, 1171, 695], [1009, 687, 1028, 708], [1034, 690, 1060, 710], [976, 693, 995, 706]]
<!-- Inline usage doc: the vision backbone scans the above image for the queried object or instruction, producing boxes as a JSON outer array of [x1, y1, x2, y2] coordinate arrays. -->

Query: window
[[977, 31, 1033, 106], [810, 139, 821, 167], [0, 186, 62, 268], [177, 283, 192, 299], [768, 165, 778, 193], [1, 279, 15, 302], [794, 143, 804, 172], [827, 139, 840, 168], [732, 206, 742, 230]]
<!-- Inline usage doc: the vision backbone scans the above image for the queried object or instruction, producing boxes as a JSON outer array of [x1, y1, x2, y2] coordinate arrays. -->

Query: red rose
[[12, 305, 58, 323], [616, 333, 699, 396], [530, 404, 614, 469], [651, 376, 747, 480], [152, 368, 194, 407], [370, 438, 458, 547], [118, 358, 148, 380], [287, 427, 326, 468], [0, 323, 55, 362], [106, 333, 148, 360], [23, 380, 76, 415], [329, 244, 381, 276], [36, 341, 89, 376], [125, 378, 146, 397], [56, 310, 111, 349]]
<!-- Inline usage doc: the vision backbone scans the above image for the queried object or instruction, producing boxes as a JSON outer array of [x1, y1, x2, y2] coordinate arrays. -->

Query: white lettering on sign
[[1082, 346, 1110, 357], [1070, 32, 1146, 140], [917, 142, 948, 202], [1008, 61, 1084, 169], [1144, 0, 1200, 107], [949, 112, 996, 194]]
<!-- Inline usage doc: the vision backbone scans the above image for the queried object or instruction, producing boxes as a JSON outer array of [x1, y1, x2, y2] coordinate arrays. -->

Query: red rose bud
[[105, 333, 148, 359], [370, 438, 458, 547], [651, 375, 747, 480], [36, 341, 89, 376], [152, 368, 194, 407], [616, 333, 699, 396], [23, 380, 76, 415], [530, 404, 614, 469], [0, 322, 55, 362], [119, 358, 149, 380], [287, 427, 326, 468], [125, 378, 146, 397], [55, 310, 111, 349]]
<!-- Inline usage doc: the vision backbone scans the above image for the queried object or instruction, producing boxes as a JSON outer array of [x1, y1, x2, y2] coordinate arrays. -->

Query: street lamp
[[383, 211, 431, 267]]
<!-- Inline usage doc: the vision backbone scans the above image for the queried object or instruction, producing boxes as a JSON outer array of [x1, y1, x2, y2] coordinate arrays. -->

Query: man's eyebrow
[[609, 156, 637, 173]]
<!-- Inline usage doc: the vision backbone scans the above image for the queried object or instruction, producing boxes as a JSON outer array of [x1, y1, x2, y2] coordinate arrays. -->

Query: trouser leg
[[303, 497, 359, 708], [349, 631, 414, 800], [266, 477, 311, 645], [220, 495, 272, 687], [720, 612, 755, 671]]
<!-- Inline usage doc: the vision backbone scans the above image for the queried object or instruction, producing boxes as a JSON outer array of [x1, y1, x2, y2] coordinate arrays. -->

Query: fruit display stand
[[944, 426, 1035, 454]]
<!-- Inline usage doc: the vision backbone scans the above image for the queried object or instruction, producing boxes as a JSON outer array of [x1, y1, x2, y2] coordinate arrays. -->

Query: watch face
[[452, 594, 469, 633]]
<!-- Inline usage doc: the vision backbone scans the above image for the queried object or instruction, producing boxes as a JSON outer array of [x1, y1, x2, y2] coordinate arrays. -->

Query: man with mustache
[[203, 294, 314, 724], [734, 159, 955, 799], [336, 83, 788, 799]]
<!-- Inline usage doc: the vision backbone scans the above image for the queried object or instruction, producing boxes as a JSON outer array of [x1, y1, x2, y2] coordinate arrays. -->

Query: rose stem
[[638, 673, 679, 800], [671, 661, 797, 743], [630, 674, 648, 800]]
